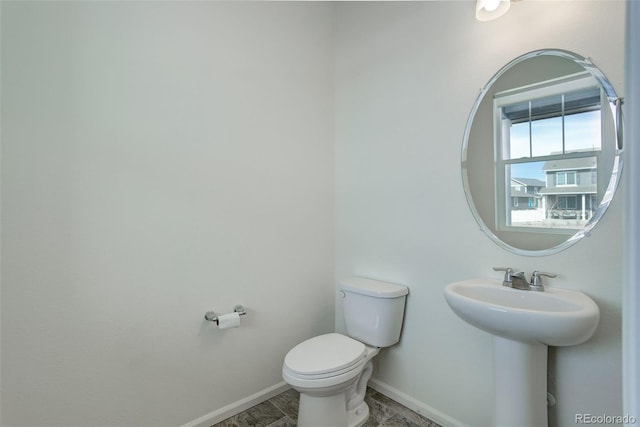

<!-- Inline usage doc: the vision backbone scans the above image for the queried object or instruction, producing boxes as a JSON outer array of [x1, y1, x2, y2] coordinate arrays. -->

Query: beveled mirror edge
[[461, 48, 624, 257]]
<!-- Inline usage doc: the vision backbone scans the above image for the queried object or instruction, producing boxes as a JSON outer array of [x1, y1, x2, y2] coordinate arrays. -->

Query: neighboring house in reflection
[[539, 156, 598, 220], [510, 177, 545, 210]]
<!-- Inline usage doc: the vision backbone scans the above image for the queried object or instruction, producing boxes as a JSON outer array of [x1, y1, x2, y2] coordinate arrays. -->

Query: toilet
[[282, 277, 408, 427]]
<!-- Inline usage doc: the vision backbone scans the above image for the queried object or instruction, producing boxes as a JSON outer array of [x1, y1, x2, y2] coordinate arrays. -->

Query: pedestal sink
[[444, 278, 599, 427]]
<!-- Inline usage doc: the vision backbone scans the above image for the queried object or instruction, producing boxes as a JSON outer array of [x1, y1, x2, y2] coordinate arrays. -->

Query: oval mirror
[[462, 49, 623, 256]]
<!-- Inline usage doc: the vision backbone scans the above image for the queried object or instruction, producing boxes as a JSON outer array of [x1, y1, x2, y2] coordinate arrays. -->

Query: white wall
[[624, 0, 640, 419], [1, 2, 335, 426], [334, 2, 625, 427], [2, 2, 628, 427]]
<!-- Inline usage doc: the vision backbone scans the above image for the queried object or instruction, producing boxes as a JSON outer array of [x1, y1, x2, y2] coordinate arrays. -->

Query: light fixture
[[476, 0, 511, 21]]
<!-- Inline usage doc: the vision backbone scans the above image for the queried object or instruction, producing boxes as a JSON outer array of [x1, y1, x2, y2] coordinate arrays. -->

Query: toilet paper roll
[[217, 312, 241, 329]]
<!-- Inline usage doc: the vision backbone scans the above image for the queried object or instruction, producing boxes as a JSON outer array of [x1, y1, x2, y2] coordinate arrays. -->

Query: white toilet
[[282, 277, 408, 427]]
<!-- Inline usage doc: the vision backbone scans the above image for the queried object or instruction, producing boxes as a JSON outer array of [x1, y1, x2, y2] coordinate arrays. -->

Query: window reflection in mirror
[[495, 72, 604, 233]]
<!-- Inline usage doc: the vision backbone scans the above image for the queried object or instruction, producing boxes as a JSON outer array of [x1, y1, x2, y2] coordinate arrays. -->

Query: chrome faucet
[[492, 267, 556, 292], [493, 267, 529, 290], [510, 271, 530, 290]]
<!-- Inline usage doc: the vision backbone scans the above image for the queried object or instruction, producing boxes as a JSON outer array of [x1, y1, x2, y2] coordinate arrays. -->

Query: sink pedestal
[[493, 337, 548, 427]]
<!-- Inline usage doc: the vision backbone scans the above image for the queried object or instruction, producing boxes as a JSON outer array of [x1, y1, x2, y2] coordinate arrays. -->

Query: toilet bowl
[[283, 333, 380, 427], [282, 277, 408, 427]]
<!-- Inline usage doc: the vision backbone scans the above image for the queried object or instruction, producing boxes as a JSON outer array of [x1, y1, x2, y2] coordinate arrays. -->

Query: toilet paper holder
[[204, 305, 247, 325]]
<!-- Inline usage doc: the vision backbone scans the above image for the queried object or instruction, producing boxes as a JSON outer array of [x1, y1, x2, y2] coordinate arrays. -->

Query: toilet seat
[[283, 333, 367, 380]]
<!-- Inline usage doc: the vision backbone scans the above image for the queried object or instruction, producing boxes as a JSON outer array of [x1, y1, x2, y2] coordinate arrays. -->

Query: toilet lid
[[284, 333, 366, 376]]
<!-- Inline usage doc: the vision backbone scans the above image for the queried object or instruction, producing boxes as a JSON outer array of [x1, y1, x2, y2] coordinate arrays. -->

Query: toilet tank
[[339, 277, 409, 347]]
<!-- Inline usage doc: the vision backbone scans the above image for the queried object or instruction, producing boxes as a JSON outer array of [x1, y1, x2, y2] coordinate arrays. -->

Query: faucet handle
[[530, 271, 557, 287], [493, 267, 514, 282]]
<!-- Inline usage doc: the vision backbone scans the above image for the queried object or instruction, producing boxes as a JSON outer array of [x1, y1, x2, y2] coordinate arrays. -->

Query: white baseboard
[[368, 378, 468, 427], [181, 381, 291, 427]]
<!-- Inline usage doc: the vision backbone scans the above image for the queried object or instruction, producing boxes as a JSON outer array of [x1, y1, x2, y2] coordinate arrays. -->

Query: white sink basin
[[444, 278, 599, 346]]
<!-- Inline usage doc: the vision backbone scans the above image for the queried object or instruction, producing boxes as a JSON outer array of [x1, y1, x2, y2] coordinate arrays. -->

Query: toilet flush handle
[[338, 290, 346, 298]]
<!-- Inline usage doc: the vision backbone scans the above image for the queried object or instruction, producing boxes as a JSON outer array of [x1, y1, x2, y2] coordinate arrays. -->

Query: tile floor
[[211, 387, 441, 427]]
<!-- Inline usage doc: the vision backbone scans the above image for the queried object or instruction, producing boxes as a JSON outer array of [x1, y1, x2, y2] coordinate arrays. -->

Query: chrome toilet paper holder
[[204, 305, 247, 325]]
